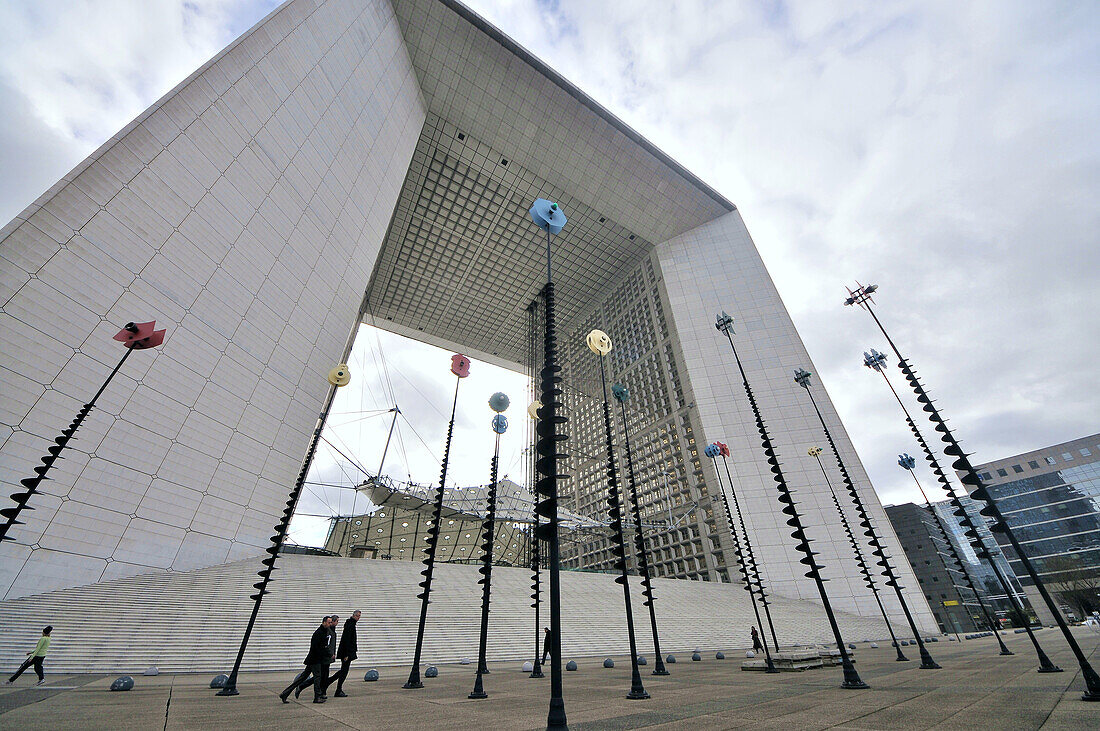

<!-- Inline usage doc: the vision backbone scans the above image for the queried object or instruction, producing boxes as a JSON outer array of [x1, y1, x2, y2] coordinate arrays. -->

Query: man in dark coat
[[541, 627, 553, 664], [324, 609, 360, 697], [280, 616, 336, 703]]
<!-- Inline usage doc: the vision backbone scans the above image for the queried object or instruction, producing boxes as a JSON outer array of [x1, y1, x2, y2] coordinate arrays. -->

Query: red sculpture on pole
[[0, 321, 166, 543]]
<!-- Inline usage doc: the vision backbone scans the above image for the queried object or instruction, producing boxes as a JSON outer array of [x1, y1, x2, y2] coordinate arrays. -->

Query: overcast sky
[[2, 1, 1097, 545]]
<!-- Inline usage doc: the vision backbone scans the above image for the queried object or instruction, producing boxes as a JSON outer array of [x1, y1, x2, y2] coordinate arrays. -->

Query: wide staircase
[[0, 555, 893, 674]]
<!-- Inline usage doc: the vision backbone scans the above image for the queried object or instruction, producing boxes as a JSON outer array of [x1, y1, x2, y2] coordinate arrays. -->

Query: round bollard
[[603, 658, 615, 668], [566, 661, 578, 671], [745, 650, 755, 658], [715, 651, 725, 660], [425, 666, 438, 678], [666, 655, 676, 664], [847, 644, 856, 650], [110, 676, 134, 692], [900, 640, 910, 646], [363, 669, 379, 682], [143, 666, 159, 676], [460, 658, 471, 665], [522, 661, 534, 672], [209, 674, 229, 689], [637, 655, 647, 665], [691, 652, 701, 662], [870, 643, 879, 649]]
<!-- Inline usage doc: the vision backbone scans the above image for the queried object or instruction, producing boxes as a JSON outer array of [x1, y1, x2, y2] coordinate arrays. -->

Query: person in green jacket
[[5, 626, 52, 686]]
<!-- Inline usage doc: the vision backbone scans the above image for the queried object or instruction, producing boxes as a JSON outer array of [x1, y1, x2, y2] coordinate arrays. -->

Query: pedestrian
[[280, 616, 335, 704], [751, 626, 764, 654], [5, 626, 52, 686], [541, 627, 553, 664], [324, 610, 360, 697]]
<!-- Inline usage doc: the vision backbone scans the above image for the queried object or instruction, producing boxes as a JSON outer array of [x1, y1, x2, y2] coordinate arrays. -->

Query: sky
[[1, 0, 1097, 545]]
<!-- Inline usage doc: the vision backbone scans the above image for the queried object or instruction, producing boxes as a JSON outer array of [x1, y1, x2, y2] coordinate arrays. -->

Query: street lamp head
[[491, 414, 509, 434], [703, 443, 721, 458], [611, 383, 629, 403], [807, 446, 823, 458], [863, 348, 888, 372], [586, 329, 612, 356], [793, 368, 812, 389], [844, 281, 879, 309], [898, 453, 917, 470], [714, 311, 734, 334]]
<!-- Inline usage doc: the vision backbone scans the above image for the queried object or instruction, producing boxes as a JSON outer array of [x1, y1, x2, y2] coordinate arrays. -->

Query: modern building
[[965, 433, 1100, 624], [885, 499, 1032, 632], [0, 0, 935, 633], [885, 502, 980, 633]]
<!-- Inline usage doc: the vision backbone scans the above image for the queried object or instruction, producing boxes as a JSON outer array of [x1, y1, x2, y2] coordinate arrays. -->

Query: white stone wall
[[0, 0, 426, 599], [656, 211, 939, 633]]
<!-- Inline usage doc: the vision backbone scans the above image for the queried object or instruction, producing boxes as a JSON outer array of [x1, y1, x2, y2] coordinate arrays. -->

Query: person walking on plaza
[[280, 616, 336, 704], [751, 626, 764, 655], [324, 610, 360, 698], [541, 627, 553, 665], [5, 626, 52, 686]]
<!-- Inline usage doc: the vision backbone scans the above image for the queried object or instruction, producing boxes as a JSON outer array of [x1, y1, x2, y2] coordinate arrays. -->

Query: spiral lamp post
[[898, 452, 1013, 654], [217, 359, 349, 696], [612, 383, 669, 676], [808, 446, 907, 661], [589, 330, 649, 700], [715, 311, 867, 689], [847, 285, 1096, 696], [706, 443, 778, 673], [794, 367, 940, 669], [469, 393, 510, 699], [529, 198, 570, 727], [404, 354, 471, 689], [528, 397, 546, 679]]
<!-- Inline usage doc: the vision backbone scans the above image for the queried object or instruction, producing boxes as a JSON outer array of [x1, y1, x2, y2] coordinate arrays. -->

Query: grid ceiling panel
[[367, 115, 660, 365]]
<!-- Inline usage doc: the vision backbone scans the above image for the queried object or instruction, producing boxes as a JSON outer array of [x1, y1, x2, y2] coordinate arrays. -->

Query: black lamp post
[[612, 383, 669, 676], [2, 321, 165, 544], [897, 452, 1012, 654], [808, 446, 907, 661], [589, 330, 649, 700], [706, 443, 779, 673], [715, 311, 867, 689], [217, 359, 349, 696], [530, 198, 570, 728], [794, 367, 940, 670], [863, 347, 1060, 667], [404, 354, 470, 689], [469, 394, 510, 699], [845, 284, 1100, 698]]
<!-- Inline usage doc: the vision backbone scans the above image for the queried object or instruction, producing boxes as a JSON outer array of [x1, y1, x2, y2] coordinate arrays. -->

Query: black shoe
[[279, 691, 290, 704], [294, 685, 304, 700], [313, 697, 326, 704], [334, 690, 347, 698]]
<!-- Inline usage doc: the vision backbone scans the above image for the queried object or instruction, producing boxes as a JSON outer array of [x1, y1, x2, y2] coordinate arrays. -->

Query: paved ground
[[2, 627, 1098, 730]]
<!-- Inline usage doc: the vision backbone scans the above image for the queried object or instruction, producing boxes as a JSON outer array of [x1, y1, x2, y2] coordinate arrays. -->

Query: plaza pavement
[[1, 626, 1098, 730]]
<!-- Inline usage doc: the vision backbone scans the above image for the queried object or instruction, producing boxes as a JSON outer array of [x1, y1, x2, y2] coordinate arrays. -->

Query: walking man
[[541, 627, 553, 665], [325, 610, 360, 697], [5, 626, 52, 686], [280, 616, 336, 704], [751, 626, 764, 655]]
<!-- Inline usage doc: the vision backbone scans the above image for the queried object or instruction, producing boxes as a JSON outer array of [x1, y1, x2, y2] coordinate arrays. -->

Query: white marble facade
[[0, 0, 425, 599]]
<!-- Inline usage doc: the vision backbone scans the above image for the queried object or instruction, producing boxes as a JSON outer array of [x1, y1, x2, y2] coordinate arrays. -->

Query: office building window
[[981, 472, 993, 481], [997, 468, 1008, 477], [1028, 461, 1040, 469], [1046, 457, 1057, 465], [1062, 452, 1074, 461], [1081, 448, 1092, 457], [1012, 464, 1024, 473]]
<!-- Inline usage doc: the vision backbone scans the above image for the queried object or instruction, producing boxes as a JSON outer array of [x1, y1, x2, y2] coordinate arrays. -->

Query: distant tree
[[1042, 555, 1100, 619]]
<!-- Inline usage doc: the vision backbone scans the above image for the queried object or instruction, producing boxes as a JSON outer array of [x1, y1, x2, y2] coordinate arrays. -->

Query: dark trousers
[[541, 647, 551, 664], [9, 656, 44, 682], [325, 658, 352, 692], [306, 663, 329, 700]]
